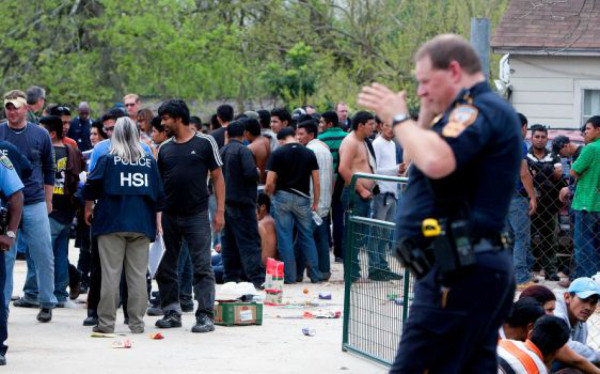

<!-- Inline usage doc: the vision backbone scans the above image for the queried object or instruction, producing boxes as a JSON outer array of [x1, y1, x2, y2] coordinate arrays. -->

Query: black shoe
[[83, 310, 98, 326], [310, 278, 323, 284], [369, 269, 402, 282], [37, 308, 52, 323], [155, 310, 182, 328], [334, 257, 343, 263], [0, 354, 6, 366], [124, 317, 129, 325], [191, 315, 215, 333], [55, 301, 65, 308], [147, 306, 164, 316], [545, 274, 560, 282], [180, 299, 194, 313], [13, 297, 39, 308], [69, 281, 81, 300], [322, 272, 331, 281], [79, 282, 89, 295]]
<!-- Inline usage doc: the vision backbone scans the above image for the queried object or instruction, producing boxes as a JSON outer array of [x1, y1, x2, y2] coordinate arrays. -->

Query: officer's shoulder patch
[[0, 155, 14, 170], [442, 105, 479, 138]]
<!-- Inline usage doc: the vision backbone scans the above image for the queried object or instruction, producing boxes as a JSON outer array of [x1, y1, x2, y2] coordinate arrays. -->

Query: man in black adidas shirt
[[265, 127, 323, 284], [155, 99, 225, 333]]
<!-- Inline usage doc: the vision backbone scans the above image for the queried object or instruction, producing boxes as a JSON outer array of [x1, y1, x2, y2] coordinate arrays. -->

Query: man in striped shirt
[[318, 110, 347, 263], [498, 315, 570, 374]]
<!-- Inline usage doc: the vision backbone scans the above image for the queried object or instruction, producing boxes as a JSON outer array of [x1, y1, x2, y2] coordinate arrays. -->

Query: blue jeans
[[272, 191, 323, 283], [506, 195, 532, 284], [0, 243, 7, 355], [208, 194, 221, 248], [296, 215, 331, 278], [23, 217, 70, 303], [573, 210, 600, 278], [368, 193, 396, 272], [4, 202, 56, 309]]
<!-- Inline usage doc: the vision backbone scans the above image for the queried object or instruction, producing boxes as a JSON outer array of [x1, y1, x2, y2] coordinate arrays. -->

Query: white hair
[[109, 117, 145, 162]]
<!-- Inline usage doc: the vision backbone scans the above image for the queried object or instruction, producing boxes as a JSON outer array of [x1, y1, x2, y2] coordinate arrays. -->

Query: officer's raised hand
[[358, 83, 408, 125]]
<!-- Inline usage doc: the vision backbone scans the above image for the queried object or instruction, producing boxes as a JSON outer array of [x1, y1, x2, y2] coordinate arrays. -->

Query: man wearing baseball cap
[[554, 277, 600, 366]]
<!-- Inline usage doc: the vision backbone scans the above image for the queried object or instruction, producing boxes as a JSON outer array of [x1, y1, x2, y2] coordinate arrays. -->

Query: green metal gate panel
[[342, 173, 412, 367]]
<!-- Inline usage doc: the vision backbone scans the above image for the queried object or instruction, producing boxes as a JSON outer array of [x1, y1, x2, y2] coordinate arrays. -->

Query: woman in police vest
[[82, 117, 163, 334]]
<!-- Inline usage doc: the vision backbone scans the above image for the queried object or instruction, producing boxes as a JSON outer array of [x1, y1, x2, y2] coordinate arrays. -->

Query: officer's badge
[[0, 155, 14, 170], [442, 105, 478, 138]]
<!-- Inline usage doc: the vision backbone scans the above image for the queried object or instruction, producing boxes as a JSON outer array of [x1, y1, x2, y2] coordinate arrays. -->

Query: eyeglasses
[[124, 103, 136, 107], [103, 126, 115, 132]]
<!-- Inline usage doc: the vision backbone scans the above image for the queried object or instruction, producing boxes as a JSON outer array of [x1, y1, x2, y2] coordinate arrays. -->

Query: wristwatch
[[6, 231, 16, 239], [392, 113, 410, 128]]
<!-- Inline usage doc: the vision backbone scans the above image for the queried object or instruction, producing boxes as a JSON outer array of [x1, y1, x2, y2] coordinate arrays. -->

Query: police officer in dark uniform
[[359, 34, 521, 373], [0, 155, 25, 366]]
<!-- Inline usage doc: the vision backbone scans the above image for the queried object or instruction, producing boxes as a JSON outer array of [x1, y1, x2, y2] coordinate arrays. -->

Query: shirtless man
[[338, 110, 376, 199], [339, 111, 398, 281], [257, 193, 277, 265], [245, 118, 271, 184]]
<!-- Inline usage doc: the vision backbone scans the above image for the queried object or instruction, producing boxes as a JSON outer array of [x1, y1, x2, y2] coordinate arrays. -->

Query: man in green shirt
[[571, 115, 600, 278], [318, 110, 347, 263]]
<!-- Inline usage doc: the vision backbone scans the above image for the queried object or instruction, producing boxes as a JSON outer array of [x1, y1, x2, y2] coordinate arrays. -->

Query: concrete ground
[[5, 246, 388, 374]]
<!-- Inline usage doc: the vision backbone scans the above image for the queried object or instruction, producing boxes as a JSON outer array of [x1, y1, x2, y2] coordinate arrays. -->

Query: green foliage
[[0, 0, 509, 114]]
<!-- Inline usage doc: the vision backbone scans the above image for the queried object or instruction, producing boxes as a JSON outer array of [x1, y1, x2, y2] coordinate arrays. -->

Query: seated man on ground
[[519, 284, 556, 315], [498, 315, 570, 373], [257, 193, 277, 265], [499, 297, 545, 341], [554, 278, 600, 366]]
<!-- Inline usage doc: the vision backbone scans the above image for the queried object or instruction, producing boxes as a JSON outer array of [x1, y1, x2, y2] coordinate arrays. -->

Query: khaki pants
[[97, 232, 149, 333]]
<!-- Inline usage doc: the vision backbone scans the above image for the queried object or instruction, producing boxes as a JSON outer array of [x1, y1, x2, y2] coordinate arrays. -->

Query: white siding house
[[492, 0, 600, 129]]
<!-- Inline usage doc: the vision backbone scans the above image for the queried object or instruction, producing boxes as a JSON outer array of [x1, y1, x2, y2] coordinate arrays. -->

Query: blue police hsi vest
[[83, 153, 163, 240], [103, 155, 157, 201]]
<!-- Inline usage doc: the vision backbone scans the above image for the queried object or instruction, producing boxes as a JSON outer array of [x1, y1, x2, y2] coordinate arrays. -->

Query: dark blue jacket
[[82, 153, 164, 240], [68, 117, 93, 152], [219, 139, 259, 206]]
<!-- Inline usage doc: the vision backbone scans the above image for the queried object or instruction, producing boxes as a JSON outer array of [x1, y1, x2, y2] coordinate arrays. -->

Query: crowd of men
[[507, 113, 600, 291], [0, 80, 599, 373]]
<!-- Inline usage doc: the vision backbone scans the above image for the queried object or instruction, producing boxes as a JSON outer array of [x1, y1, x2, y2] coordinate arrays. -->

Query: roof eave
[[492, 46, 600, 57]]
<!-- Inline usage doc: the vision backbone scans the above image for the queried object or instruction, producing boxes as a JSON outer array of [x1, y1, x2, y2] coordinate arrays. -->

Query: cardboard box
[[214, 301, 263, 326]]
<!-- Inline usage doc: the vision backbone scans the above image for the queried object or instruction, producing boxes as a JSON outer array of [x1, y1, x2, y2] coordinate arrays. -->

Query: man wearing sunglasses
[[123, 94, 141, 122]]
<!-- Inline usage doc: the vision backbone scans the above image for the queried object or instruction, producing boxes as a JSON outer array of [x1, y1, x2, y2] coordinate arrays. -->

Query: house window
[[583, 89, 600, 124]]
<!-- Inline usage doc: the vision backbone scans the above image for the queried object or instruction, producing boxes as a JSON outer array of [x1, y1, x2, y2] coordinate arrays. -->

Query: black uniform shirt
[[396, 82, 521, 241]]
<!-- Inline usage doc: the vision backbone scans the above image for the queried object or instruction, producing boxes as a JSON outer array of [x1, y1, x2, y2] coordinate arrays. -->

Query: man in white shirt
[[296, 120, 334, 280], [370, 119, 403, 281]]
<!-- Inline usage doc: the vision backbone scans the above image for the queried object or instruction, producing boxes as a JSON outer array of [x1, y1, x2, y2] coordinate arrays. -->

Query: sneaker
[[13, 297, 39, 308], [191, 315, 215, 333], [368, 269, 403, 282], [37, 308, 52, 323], [124, 316, 129, 325], [0, 354, 5, 366], [55, 301, 66, 308], [147, 306, 164, 316], [322, 272, 331, 282], [558, 279, 572, 288], [516, 280, 537, 291], [180, 299, 194, 313], [155, 310, 182, 328]]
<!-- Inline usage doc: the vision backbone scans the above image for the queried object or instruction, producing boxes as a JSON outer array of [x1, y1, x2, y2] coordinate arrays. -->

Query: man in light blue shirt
[[554, 277, 600, 364]]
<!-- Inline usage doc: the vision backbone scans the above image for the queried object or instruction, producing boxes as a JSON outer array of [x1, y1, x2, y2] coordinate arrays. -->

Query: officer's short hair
[[415, 34, 482, 75], [530, 124, 548, 136], [158, 99, 190, 125], [505, 297, 545, 328], [529, 316, 570, 357], [39, 115, 63, 139], [26, 86, 46, 105]]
